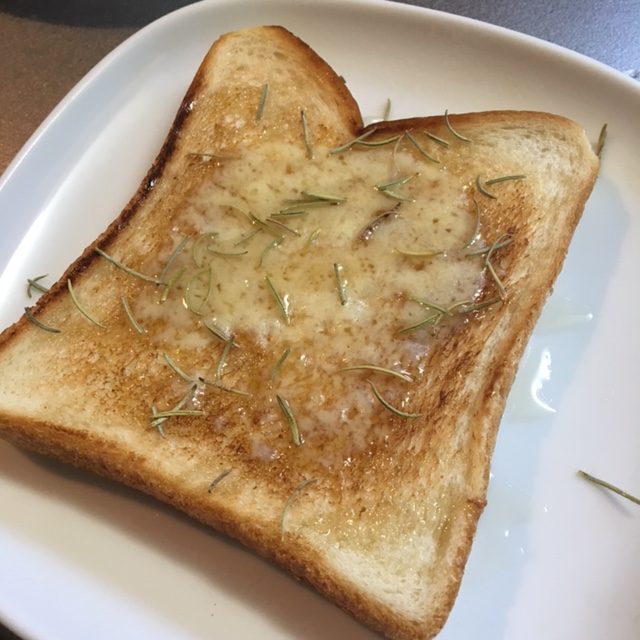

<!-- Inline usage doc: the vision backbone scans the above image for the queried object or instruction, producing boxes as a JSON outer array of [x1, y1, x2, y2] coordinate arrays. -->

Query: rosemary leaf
[[24, 306, 61, 333], [95, 248, 161, 284], [405, 130, 439, 163], [464, 199, 481, 249], [67, 279, 106, 328], [424, 131, 449, 147], [162, 352, 194, 383], [203, 319, 240, 348], [334, 262, 348, 306], [444, 109, 472, 143], [265, 275, 290, 324], [208, 469, 233, 493], [339, 365, 412, 383], [256, 83, 269, 121], [216, 337, 234, 381], [595, 123, 607, 158], [475, 175, 497, 199], [367, 380, 422, 418], [578, 470, 640, 506], [160, 266, 186, 303], [271, 347, 291, 382], [121, 296, 145, 334], [276, 394, 301, 445], [158, 236, 188, 283], [152, 409, 205, 420], [301, 109, 314, 159], [26, 274, 49, 298], [280, 478, 317, 537], [328, 128, 377, 155], [484, 174, 527, 186], [183, 266, 213, 315]]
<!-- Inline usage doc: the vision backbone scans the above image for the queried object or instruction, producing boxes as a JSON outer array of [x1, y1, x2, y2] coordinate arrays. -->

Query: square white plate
[[1, 1, 639, 638]]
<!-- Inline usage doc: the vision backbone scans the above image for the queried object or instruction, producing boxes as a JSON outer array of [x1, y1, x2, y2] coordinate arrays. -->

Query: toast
[[0, 26, 598, 639]]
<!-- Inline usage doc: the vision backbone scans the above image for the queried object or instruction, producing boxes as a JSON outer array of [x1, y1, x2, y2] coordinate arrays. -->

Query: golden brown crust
[[0, 27, 598, 640]]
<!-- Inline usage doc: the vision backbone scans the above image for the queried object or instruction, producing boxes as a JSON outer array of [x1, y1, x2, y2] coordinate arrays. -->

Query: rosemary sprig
[[334, 262, 348, 306], [444, 109, 472, 143], [67, 279, 106, 328], [183, 266, 213, 314], [280, 478, 317, 537], [24, 306, 61, 333], [578, 470, 640, 506], [95, 248, 161, 284], [301, 110, 314, 159], [424, 131, 449, 147], [329, 128, 378, 154], [357, 134, 403, 148], [265, 275, 290, 324], [339, 365, 412, 383], [121, 297, 145, 334], [475, 175, 496, 199], [26, 274, 49, 298], [271, 347, 291, 382], [367, 380, 422, 418], [276, 394, 301, 445], [158, 236, 188, 283], [265, 217, 301, 237], [256, 83, 269, 121], [234, 227, 262, 246], [595, 123, 607, 158], [215, 337, 234, 381], [375, 173, 418, 201], [405, 130, 439, 163], [162, 351, 194, 383], [192, 232, 218, 268], [208, 469, 233, 492], [477, 174, 527, 199], [203, 318, 240, 348]]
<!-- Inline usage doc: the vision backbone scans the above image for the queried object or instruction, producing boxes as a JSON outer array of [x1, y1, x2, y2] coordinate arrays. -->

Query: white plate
[[1, 1, 639, 638]]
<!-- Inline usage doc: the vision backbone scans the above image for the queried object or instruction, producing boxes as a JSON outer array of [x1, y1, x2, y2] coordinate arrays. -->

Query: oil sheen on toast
[[0, 26, 599, 640]]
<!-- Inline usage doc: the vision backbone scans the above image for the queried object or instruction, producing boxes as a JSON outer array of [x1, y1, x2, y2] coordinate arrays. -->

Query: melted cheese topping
[[135, 141, 486, 468]]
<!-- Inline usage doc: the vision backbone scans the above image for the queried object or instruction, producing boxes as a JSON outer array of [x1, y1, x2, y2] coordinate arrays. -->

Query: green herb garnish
[[265, 217, 301, 237], [405, 130, 439, 164], [484, 234, 512, 298], [280, 478, 317, 537], [265, 276, 290, 324], [383, 98, 391, 121], [424, 131, 449, 147], [158, 236, 188, 283], [399, 297, 501, 333], [367, 380, 422, 418], [444, 109, 472, 143], [276, 394, 301, 445], [95, 248, 161, 284], [67, 279, 106, 328], [215, 337, 234, 381], [301, 109, 314, 159], [203, 319, 240, 348], [394, 247, 441, 258], [208, 469, 233, 492], [202, 379, 251, 397], [375, 173, 418, 201], [328, 128, 377, 154], [334, 262, 348, 306], [464, 199, 481, 249], [26, 274, 49, 298], [152, 409, 205, 420], [358, 203, 400, 242], [258, 237, 283, 268], [477, 174, 527, 199], [465, 235, 513, 257], [121, 297, 145, 334], [24, 306, 61, 333], [271, 347, 291, 382], [162, 352, 194, 383], [595, 123, 607, 158], [305, 228, 322, 248], [184, 266, 213, 314], [160, 266, 186, 303], [578, 470, 640, 506], [151, 383, 197, 435], [339, 365, 412, 382], [256, 83, 269, 121]]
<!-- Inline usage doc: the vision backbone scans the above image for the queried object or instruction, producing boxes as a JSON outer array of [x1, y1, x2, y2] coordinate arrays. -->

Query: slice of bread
[[0, 26, 598, 640]]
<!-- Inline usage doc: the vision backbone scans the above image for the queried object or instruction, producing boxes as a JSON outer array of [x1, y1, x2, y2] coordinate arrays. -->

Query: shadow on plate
[[0, 0, 195, 28]]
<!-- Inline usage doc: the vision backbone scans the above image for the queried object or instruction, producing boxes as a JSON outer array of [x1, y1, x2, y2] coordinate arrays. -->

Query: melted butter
[[134, 142, 486, 470]]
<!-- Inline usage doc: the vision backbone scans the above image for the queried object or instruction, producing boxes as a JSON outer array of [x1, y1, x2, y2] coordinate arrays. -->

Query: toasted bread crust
[[0, 28, 598, 640]]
